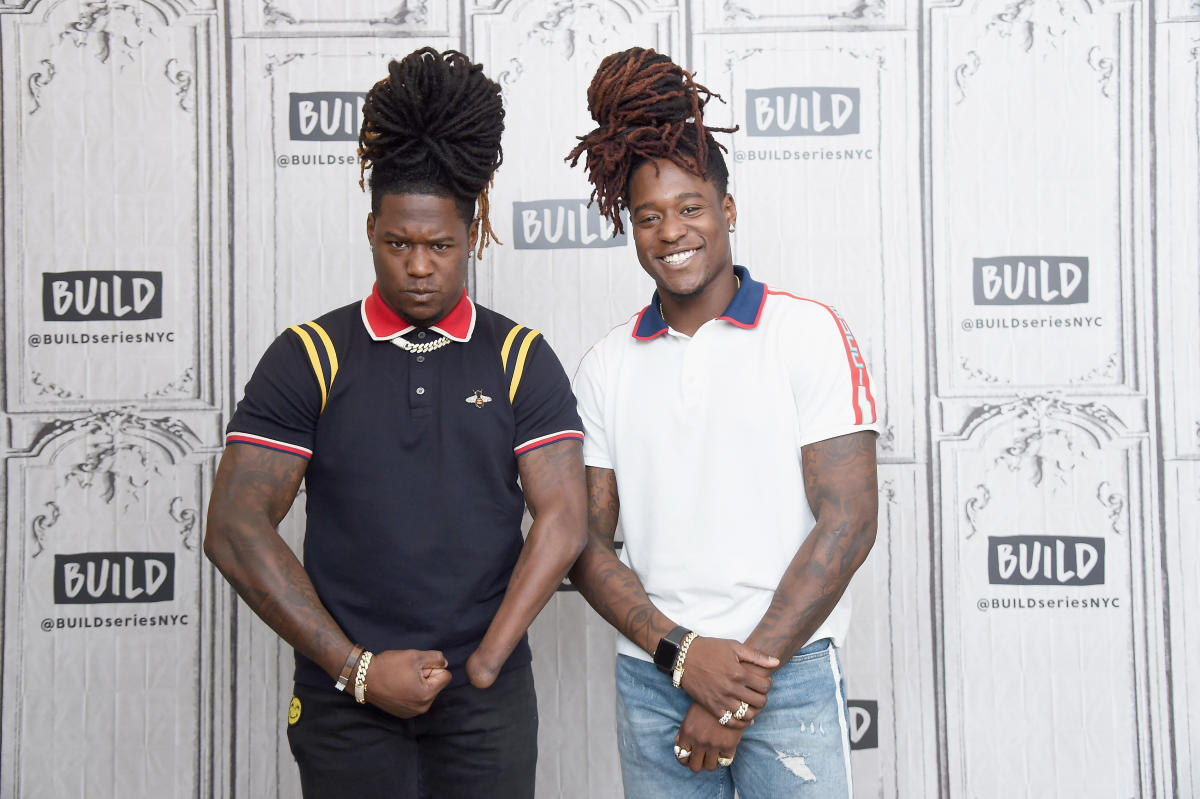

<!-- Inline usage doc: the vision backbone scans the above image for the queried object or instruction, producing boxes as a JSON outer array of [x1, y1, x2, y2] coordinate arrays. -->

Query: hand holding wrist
[[672, 637, 777, 729]]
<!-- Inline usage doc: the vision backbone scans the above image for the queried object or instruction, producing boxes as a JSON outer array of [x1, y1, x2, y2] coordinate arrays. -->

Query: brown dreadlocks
[[566, 47, 736, 234]]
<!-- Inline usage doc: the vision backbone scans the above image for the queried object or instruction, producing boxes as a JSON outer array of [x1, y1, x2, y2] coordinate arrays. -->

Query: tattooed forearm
[[745, 431, 879, 662], [569, 466, 675, 654], [204, 443, 355, 678], [475, 440, 588, 668]]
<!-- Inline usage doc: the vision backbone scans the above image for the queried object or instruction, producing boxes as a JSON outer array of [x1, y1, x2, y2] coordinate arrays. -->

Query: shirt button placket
[[410, 336, 433, 411], [681, 339, 704, 411]]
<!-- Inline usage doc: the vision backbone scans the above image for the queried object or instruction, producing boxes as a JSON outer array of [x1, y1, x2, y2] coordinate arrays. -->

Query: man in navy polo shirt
[[204, 49, 586, 798]]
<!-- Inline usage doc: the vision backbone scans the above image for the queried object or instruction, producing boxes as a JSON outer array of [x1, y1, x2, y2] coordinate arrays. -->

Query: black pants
[[287, 665, 538, 799]]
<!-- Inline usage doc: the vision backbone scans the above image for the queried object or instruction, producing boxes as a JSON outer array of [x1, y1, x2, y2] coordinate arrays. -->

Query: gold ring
[[717, 755, 734, 767], [718, 709, 733, 726], [734, 701, 750, 720], [674, 744, 691, 761]]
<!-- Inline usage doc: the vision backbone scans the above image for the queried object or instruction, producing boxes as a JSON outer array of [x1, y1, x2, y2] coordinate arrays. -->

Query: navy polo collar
[[633, 266, 767, 340]]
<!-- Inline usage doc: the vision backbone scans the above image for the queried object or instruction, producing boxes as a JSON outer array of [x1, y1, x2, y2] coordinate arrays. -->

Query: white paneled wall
[[1, 1, 1194, 796]]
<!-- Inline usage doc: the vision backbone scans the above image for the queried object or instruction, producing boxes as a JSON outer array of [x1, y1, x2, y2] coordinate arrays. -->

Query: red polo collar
[[360, 283, 476, 342]]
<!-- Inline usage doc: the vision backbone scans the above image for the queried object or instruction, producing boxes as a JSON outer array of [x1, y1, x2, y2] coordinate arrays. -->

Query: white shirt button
[[416, 387, 425, 395], [416, 355, 425, 363]]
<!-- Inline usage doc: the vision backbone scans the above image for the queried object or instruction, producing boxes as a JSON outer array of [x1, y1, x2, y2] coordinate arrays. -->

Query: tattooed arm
[[567, 466, 673, 654], [205, 443, 451, 717], [743, 430, 879, 663], [568, 466, 776, 731], [466, 439, 588, 688], [677, 431, 877, 770]]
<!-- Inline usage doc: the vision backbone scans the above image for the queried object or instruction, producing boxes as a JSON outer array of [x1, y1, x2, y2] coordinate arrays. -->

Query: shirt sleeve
[[509, 334, 585, 457], [790, 303, 882, 448], [225, 330, 323, 459], [572, 343, 612, 470]]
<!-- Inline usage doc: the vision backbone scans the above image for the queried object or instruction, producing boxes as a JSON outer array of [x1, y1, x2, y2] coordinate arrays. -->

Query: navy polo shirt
[[226, 285, 583, 689]]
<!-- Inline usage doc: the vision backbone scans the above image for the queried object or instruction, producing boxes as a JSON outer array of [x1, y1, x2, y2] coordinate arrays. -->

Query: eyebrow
[[380, 232, 456, 243], [632, 192, 707, 215]]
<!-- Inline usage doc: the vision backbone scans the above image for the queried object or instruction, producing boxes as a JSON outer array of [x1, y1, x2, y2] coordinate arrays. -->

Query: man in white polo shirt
[[565, 48, 880, 798]]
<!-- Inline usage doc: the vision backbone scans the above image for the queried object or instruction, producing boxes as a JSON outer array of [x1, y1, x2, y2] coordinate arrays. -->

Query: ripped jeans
[[615, 639, 852, 799]]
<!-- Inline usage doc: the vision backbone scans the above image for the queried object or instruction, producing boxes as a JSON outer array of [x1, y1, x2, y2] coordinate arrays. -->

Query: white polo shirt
[[573, 266, 880, 663]]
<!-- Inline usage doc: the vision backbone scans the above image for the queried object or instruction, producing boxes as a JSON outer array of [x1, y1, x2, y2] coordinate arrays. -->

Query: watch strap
[[334, 644, 363, 693]]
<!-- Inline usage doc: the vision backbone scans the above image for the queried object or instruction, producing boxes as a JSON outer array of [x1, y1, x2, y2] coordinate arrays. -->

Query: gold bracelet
[[672, 632, 698, 689], [354, 651, 374, 705], [334, 644, 363, 693]]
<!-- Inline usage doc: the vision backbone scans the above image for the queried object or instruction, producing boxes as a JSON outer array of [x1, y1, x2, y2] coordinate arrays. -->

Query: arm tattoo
[[205, 444, 352, 675], [746, 431, 879, 660], [569, 466, 674, 654]]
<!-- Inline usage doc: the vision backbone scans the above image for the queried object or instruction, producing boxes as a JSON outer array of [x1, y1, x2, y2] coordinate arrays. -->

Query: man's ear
[[366, 212, 376, 248]]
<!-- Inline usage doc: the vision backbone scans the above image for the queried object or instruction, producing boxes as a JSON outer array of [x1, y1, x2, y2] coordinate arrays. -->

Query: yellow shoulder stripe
[[288, 322, 339, 413], [500, 324, 525, 368], [304, 322, 339, 387], [508, 329, 541, 403]]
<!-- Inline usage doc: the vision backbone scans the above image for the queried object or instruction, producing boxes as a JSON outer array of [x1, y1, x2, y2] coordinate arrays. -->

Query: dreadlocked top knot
[[358, 47, 505, 255], [566, 47, 736, 234]]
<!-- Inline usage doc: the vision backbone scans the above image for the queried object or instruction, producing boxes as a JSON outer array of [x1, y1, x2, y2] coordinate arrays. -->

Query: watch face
[[654, 638, 679, 671], [654, 627, 689, 673]]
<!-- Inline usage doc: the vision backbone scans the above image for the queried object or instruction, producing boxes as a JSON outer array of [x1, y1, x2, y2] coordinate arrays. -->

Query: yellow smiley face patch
[[288, 696, 302, 725]]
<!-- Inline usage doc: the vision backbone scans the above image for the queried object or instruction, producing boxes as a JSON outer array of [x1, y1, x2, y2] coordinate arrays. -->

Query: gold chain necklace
[[391, 335, 451, 354]]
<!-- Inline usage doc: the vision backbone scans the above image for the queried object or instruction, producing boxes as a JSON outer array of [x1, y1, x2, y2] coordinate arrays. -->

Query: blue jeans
[[615, 639, 853, 799]]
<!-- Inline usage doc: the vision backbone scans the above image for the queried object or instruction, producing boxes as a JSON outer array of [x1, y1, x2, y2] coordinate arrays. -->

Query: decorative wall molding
[[146, 367, 197, 399], [958, 393, 1127, 442], [1087, 45, 1115, 98], [5, 2, 223, 410], [29, 501, 60, 558], [952, 0, 1121, 107], [168, 495, 199, 549], [29, 370, 80, 399], [263, 51, 309, 75], [26, 58, 54, 114], [61, 0, 157, 66], [262, 0, 297, 25], [164, 57, 194, 111], [1096, 480, 1125, 534], [240, 0, 441, 35], [837, 0, 886, 20], [1070, 352, 1118, 384], [28, 408, 203, 514], [963, 483, 990, 539], [960, 356, 1002, 384]]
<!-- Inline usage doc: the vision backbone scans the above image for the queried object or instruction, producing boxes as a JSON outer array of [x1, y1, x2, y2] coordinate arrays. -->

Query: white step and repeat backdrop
[[1, 1, 1196, 797]]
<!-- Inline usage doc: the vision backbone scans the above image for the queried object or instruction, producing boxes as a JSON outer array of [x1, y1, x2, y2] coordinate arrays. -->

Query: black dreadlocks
[[358, 48, 505, 255]]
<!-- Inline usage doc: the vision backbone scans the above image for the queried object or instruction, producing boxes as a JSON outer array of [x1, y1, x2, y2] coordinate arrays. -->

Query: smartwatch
[[653, 626, 692, 675]]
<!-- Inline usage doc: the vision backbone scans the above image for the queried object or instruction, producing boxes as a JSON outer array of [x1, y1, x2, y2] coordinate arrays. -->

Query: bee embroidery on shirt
[[466, 390, 493, 408]]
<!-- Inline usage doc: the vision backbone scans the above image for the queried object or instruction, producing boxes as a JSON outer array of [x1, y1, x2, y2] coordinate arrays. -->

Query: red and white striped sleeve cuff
[[225, 432, 313, 460], [514, 430, 584, 456]]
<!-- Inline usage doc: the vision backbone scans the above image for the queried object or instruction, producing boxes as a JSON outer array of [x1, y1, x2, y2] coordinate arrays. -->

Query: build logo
[[54, 552, 175, 604], [289, 92, 365, 141], [847, 700, 878, 750], [746, 88, 860, 136], [42, 271, 162, 321], [987, 536, 1104, 587], [512, 201, 626, 250], [972, 257, 1089, 305]]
